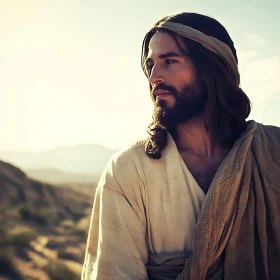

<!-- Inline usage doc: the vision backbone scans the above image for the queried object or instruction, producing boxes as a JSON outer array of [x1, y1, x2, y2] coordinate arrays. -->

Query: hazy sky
[[0, 0, 279, 151]]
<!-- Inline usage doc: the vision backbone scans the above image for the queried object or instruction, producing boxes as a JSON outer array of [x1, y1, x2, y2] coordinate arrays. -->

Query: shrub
[[43, 260, 80, 280], [61, 219, 76, 229], [4, 229, 38, 247], [19, 205, 53, 226], [57, 249, 81, 263], [5, 207, 21, 219], [76, 216, 90, 238], [0, 251, 23, 279]]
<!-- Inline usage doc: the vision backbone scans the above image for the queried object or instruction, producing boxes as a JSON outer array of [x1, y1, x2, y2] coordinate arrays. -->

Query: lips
[[155, 91, 172, 100], [156, 93, 171, 99], [155, 90, 170, 96]]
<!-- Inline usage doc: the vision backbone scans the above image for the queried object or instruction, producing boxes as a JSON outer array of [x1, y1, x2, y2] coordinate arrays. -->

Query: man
[[82, 13, 280, 280]]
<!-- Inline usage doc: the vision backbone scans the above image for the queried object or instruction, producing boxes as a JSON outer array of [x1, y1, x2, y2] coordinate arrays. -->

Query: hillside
[[0, 160, 94, 280]]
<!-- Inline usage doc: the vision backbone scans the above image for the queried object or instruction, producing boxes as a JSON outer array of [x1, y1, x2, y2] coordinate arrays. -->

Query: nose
[[149, 64, 165, 86]]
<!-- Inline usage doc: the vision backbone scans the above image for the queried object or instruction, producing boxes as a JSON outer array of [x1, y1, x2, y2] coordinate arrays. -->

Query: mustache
[[151, 83, 178, 99]]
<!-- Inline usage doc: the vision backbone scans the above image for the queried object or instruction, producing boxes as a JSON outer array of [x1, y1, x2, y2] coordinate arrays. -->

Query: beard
[[151, 82, 208, 129]]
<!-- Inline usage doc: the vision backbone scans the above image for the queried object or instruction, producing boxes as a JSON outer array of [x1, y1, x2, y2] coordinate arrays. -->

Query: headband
[[152, 21, 240, 85]]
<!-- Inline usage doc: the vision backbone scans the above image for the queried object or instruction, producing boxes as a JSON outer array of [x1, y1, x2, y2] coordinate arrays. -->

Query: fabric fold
[[146, 121, 280, 279]]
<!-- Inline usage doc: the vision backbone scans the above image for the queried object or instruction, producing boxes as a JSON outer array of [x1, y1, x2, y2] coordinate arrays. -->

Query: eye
[[165, 59, 177, 65], [146, 63, 154, 71], [145, 63, 154, 76]]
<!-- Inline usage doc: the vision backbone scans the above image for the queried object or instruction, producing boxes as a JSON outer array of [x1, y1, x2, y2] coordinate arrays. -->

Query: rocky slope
[[0, 160, 94, 280]]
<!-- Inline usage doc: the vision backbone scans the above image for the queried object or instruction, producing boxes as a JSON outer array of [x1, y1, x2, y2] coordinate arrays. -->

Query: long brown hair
[[142, 13, 251, 159]]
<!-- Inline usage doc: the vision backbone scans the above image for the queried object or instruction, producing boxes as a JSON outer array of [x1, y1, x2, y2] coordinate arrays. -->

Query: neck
[[174, 115, 227, 160]]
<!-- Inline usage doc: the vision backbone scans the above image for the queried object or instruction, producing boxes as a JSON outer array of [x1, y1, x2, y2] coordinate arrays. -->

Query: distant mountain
[[0, 144, 118, 176], [26, 168, 99, 184]]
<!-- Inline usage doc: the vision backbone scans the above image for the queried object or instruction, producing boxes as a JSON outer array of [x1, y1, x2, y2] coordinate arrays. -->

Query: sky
[[0, 0, 279, 151]]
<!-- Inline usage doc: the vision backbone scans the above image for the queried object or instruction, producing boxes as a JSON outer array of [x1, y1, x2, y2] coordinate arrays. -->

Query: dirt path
[[14, 234, 83, 280]]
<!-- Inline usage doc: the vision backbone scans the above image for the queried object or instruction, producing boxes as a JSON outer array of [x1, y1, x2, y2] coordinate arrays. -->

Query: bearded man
[[82, 13, 280, 280]]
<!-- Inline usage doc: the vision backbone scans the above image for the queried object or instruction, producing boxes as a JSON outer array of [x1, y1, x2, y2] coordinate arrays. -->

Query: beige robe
[[82, 130, 206, 279], [82, 121, 280, 280]]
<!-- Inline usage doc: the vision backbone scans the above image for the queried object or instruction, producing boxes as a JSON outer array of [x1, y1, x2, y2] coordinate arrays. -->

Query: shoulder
[[110, 139, 147, 169], [261, 123, 280, 138], [98, 139, 150, 191], [253, 122, 280, 168], [254, 122, 280, 146]]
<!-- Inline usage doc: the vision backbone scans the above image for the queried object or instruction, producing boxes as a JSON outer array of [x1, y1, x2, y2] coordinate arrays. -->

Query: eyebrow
[[145, 51, 181, 65]]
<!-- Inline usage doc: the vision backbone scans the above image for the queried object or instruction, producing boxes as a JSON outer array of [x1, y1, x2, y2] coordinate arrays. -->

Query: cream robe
[[82, 121, 280, 280], [82, 133, 206, 279]]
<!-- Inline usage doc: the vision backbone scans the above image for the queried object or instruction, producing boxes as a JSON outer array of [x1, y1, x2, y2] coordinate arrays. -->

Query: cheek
[[170, 70, 193, 89], [176, 67, 195, 85]]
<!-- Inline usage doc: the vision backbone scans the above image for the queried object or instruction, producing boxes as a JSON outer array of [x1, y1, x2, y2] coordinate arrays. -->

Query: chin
[[157, 99, 176, 109]]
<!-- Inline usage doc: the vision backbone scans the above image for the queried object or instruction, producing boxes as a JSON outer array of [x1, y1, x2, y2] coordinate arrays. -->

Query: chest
[[180, 155, 224, 193]]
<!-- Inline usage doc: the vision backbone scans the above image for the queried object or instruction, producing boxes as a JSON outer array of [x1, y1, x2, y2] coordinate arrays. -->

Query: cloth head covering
[[144, 21, 240, 85]]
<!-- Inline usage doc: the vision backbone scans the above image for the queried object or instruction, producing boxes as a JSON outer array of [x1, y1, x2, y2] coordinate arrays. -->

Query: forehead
[[147, 32, 185, 58]]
